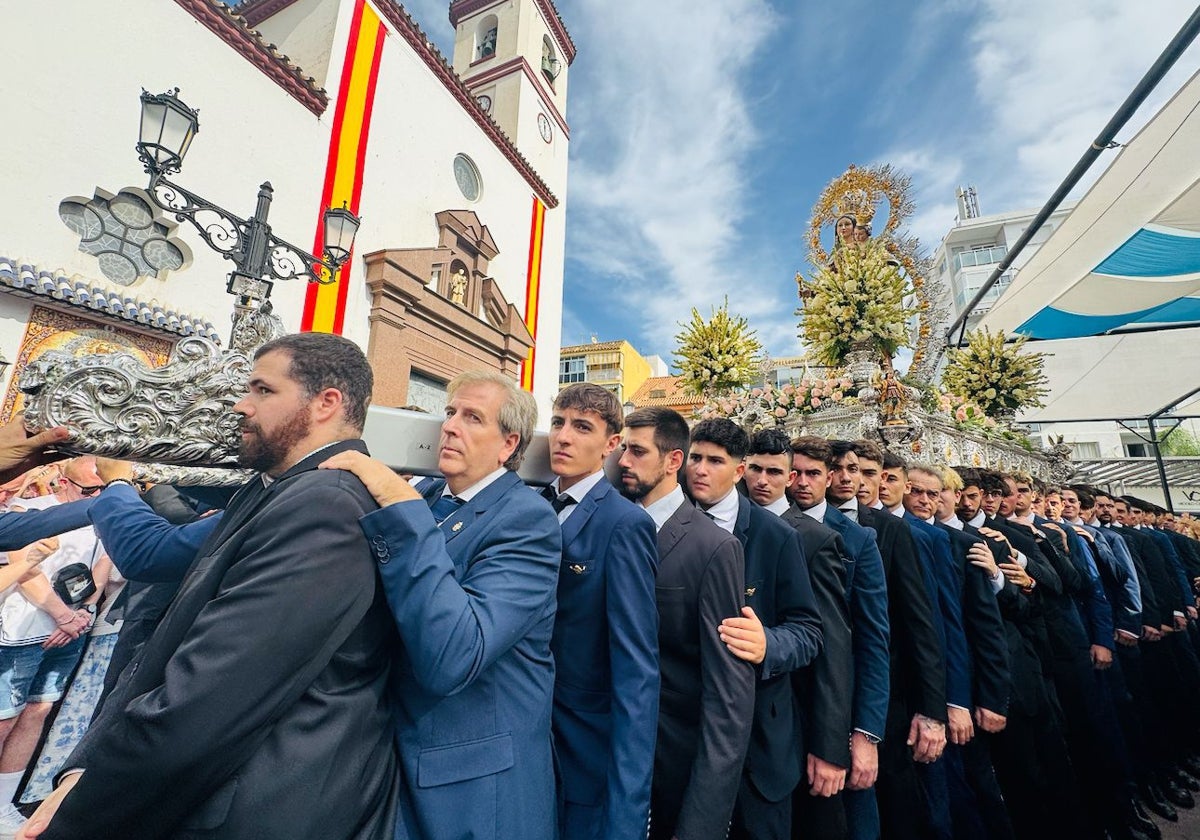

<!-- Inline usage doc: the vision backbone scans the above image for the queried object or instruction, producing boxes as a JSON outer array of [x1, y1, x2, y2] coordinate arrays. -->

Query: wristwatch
[[81, 604, 97, 616]]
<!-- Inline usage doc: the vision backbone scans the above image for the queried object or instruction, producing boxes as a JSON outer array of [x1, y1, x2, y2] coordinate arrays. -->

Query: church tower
[[449, 0, 573, 182]]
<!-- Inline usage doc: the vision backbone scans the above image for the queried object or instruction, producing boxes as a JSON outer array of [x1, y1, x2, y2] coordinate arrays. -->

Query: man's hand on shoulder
[[94, 458, 134, 485], [718, 606, 766, 664], [319, 451, 421, 507]]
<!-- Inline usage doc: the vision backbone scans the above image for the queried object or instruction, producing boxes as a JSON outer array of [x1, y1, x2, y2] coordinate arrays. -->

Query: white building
[[0, 0, 572, 420], [933, 188, 1200, 472]]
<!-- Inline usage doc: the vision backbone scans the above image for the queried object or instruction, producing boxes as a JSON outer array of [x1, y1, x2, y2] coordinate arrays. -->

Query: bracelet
[[103, 478, 136, 490], [56, 614, 78, 626]]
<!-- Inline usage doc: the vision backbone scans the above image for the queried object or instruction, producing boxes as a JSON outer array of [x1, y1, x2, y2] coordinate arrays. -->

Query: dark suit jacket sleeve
[[677, 537, 755, 840], [956, 535, 1011, 715], [761, 527, 823, 678], [603, 507, 660, 840], [360, 494, 561, 697], [45, 481, 380, 839], [887, 523, 946, 720], [801, 529, 852, 767], [927, 531, 972, 709], [87, 483, 222, 582], [0, 499, 94, 550], [1064, 526, 1116, 650], [850, 531, 890, 739]]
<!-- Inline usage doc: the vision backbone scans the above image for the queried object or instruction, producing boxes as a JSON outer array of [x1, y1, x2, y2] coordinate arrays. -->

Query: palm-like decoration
[[941, 328, 1049, 418]]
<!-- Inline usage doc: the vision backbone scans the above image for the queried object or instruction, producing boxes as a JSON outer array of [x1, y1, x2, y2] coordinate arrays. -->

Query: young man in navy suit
[[686, 419, 823, 840], [545, 384, 659, 840]]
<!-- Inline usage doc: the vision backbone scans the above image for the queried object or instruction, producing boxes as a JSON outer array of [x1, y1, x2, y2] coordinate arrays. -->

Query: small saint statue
[[449, 269, 467, 305], [878, 361, 908, 426]]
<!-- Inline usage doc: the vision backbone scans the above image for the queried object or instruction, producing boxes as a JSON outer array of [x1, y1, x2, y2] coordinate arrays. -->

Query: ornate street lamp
[[135, 88, 360, 304]]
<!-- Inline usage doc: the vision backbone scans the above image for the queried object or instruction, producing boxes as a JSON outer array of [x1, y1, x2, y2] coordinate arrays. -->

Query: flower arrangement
[[674, 297, 763, 396], [940, 328, 1049, 418], [798, 240, 915, 367], [700, 377, 854, 430]]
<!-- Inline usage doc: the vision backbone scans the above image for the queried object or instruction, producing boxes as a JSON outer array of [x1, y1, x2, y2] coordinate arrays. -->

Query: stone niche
[[363, 209, 534, 407]]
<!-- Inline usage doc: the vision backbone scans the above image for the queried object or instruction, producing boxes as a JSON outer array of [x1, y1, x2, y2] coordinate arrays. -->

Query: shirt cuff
[[989, 570, 1005, 594], [852, 727, 882, 742], [1175, 610, 1186, 618], [947, 704, 970, 712], [1116, 629, 1139, 640], [1014, 551, 1028, 569]]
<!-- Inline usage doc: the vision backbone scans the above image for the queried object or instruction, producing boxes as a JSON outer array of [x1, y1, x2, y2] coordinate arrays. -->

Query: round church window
[[453, 154, 482, 202]]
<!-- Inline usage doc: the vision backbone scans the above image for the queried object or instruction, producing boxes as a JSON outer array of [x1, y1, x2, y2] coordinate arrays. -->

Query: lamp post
[[135, 88, 360, 305]]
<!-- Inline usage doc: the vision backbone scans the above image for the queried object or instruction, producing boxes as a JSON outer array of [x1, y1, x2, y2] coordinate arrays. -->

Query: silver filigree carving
[[131, 463, 254, 487], [20, 302, 285, 468]]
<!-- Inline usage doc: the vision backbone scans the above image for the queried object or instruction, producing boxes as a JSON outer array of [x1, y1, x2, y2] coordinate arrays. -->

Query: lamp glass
[[323, 206, 361, 265], [138, 90, 199, 171]]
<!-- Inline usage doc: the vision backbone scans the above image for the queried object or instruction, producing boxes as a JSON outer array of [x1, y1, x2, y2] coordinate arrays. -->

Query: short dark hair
[[749, 428, 792, 460], [851, 439, 884, 464], [1067, 484, 1095, 509], [955, 466, 982, 489], [690, 418, 749, 461], [881, 450, 907, 471], [255, 333, 373, 431], [791, 435, 832, 466], [625, 407, 690, 458], [829, 440, 855, 462], [1121, 496, 1143, 512], [978, 469, 1007, 495], [1092, 487, 1115, 503], [554, 383, 623, 435]]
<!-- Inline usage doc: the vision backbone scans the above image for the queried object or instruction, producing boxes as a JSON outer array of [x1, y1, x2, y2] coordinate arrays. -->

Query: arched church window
[[541, 35, 561, 83], [476, 16, 498, 61]]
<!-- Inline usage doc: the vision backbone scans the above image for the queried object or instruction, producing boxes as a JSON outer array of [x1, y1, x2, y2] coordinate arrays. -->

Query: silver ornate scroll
[[20, 303, 285, 469]]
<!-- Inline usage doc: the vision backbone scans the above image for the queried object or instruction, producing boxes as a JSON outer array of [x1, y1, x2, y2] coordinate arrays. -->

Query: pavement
[[1159, 800, 1200, 839]]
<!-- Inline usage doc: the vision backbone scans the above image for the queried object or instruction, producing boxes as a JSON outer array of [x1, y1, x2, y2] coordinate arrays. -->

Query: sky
[[402, 0, 1200, 367]]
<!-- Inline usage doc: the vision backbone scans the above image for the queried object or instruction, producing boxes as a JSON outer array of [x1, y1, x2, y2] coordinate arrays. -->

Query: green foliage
[[673, 297, 763, 396], [1161, 427, 1200, 456], [798, 241, 915, 365], [941, 328, 1049, 417]]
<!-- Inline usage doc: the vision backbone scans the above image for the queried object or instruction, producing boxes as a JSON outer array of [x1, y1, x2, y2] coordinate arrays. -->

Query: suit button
[[372, 536, 390, 563]]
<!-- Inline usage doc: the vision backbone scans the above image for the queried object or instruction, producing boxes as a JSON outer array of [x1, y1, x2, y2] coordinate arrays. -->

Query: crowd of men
[[0, 332, 1194, 839]]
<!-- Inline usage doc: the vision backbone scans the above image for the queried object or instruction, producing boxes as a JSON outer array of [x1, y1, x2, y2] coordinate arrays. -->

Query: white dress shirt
[[701, 487, 740, 534], [642, 485, 686, 533], [800, 498, 828, 524], [547, 469, 606, 524], [763, 495, 791, 517]]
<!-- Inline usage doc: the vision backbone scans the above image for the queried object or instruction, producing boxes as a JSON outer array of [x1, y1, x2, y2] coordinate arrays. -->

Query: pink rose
[[955, 407, 967, 421], [775, 408, 787, 418], [811, 397, 822, 408]]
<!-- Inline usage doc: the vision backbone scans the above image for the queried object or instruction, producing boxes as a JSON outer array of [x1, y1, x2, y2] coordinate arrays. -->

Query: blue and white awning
[[980, 68, 1200, 340]]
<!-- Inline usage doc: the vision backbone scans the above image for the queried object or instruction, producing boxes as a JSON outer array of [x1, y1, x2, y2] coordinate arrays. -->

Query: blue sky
[[404, 0, 1200, 366]]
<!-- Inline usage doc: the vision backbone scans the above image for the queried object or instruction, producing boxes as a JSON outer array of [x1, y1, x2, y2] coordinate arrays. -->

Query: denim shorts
[[0, 637, 87, 718]]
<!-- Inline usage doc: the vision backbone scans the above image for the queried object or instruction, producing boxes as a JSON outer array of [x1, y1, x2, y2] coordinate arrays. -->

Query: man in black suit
[[840, 440, 947, 840], [742, 430, 852, 813], [21, 333, 397, 840], [617, 408, 754, 840], [686, 420, 822, 840]]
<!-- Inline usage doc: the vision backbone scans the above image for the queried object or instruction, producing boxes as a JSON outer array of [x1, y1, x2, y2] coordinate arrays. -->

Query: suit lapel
[[733, 494, 751, 544], [657, 503, 692, 560], [562, 479, 608, 548], [439, 470, 522, 544]]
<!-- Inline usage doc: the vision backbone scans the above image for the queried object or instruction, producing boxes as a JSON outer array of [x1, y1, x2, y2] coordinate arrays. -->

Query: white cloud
[[564, 0, 779, 353], [887, 0, 1200, 247]]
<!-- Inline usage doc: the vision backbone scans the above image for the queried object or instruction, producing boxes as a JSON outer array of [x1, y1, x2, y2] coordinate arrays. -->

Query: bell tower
[[449, 0, 573, 173]]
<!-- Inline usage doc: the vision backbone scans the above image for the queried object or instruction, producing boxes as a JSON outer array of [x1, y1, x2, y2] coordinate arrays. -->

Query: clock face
[[453, 154, 482, 202], [477, 94, 493, 115], [537, 113, 552, 143]]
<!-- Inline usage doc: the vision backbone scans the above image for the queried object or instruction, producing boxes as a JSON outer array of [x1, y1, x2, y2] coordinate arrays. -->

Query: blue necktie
[[431, 494, 464, 524]]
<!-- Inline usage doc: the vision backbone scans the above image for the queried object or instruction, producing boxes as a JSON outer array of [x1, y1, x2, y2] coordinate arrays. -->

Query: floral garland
[[798, 241, 915, 366], [941, 328, 1049, 417], [699, 377, 854, 430]]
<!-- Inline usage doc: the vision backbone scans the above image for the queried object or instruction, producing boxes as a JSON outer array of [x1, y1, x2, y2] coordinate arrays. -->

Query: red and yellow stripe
[[301, 0, 385, 334], [520, 198, 547, 391]]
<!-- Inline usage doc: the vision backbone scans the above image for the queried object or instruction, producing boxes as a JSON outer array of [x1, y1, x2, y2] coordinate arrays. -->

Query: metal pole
[[941, 5, 1200, 350], [1148, 416, 1175, 513]]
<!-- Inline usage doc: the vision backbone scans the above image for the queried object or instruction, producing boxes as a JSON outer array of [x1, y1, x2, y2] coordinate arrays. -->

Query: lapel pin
[[569, 564, 586, 574], [745, 586, 757, 596], [451, 521, 464, 532]]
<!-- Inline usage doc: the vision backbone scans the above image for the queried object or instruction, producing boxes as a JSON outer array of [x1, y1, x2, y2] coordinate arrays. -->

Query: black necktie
[[430, 494, 464, 524], [540, 485, 576, 515]]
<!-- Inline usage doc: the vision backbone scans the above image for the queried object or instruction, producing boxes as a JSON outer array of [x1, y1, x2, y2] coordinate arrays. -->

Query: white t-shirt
[[0, 495, 105, 645]]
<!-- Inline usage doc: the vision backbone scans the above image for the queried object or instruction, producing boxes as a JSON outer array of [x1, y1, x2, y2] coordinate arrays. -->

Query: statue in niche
[[449, 268, 468, 305], [878, 361, 909, 426]]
